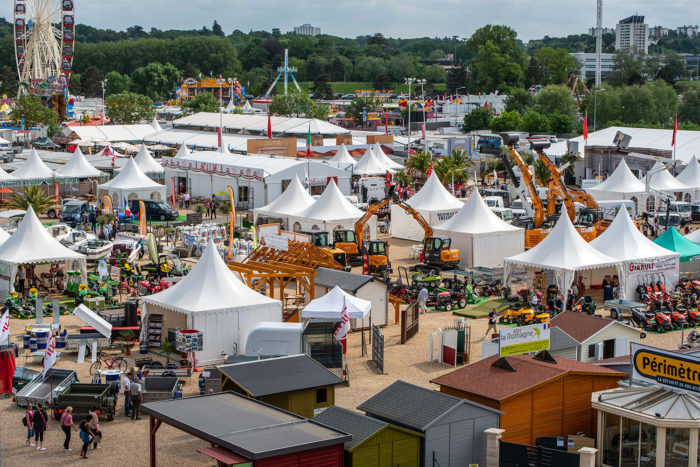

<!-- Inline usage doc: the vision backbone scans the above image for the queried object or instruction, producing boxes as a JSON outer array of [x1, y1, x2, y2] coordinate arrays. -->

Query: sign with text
[[499, 323, 550, 357], [631, 343, 700, 393], [261, 234, 289, 251]]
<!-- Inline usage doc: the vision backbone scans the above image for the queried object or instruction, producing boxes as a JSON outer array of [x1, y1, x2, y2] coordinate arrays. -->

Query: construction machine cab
[[333, 229, 360, 263], [422, 236, 460, 269], [305, 231, 330, 248], [367, 240, 391, 275], [576, 207, 604, 227], [334, 229, 357, 245]]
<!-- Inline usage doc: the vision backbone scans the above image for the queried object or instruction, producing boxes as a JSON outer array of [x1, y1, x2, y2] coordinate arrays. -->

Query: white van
[[597, 200, 636, 220], [483, 196, 505, 209], [491, 207, 514, 221], [669, 201, 692, 221]]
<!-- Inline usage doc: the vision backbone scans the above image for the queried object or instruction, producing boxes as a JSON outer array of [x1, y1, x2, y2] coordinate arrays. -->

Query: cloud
[[1, 0, 697, 42]]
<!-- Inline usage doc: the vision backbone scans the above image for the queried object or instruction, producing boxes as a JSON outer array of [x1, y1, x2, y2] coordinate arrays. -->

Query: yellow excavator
[[333, 198, 460, 275]]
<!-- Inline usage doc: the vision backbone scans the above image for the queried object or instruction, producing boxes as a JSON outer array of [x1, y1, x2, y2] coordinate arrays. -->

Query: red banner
[[227, 186, 235, 259], [54, 183, 59, 219]]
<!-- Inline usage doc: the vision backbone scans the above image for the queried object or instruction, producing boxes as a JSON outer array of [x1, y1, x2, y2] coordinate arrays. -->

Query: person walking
[[17, 265, 26, 297], [24, 402, 34, 447], [78, 416, 93, 459], [418, 285, 429, 314], [122, 373, 131, 418], [184, 191, 190, 209], [130, 376, 143, 420], [205, 201, 210, 218], [88, 406, 102, 449], [89, 210, 97, 233], [60, 406, 78, 452], [210, 195, 217, 219], [483, 308, 498, 339], [32, 402, 48, 451]]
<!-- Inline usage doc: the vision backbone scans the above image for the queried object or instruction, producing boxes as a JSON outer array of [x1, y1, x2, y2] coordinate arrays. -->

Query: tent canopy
[[100, 157, 163, 191], [685, 228, 700, 244], [435, 189, 521, 234], [586, 159, 646, 198], [642, 162, 690, 192], [254, 174, 315, 218], [296, 179, 364, 223], [328, 144, 356, 165], [654, 227, 700, 262], [173, 143, 191, 159], [0, 166, 18, 183], [405, 171, 463, 211], [676, 156, 700, 190], [0, 228, 9, 246], [301, 285, 370, 319], [353, 147, 393, 176], [132, 144, 164, 174], [142, 239, 279, 314], [55, 147, 104, 178], [371, 143, 403, 170], [11, 149, 58, 182]]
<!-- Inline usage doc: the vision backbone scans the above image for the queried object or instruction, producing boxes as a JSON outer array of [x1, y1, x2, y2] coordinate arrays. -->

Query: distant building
[[648, 25, 669, 41], [570, 52, 616, 81], [587, 27, 614, 36], [677, 25, 699, 37], [293, 23, 320, 36], [615, 15, 649, 53]]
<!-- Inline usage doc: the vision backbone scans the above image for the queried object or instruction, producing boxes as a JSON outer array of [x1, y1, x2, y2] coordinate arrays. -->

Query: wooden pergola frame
[[228, 259, 317, 301], [246, 240, 345, 271]]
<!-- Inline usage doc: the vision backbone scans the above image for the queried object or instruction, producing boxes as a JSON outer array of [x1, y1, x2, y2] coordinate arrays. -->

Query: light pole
[[454, 86, 466, 127], [417, 79, 427, 149], [453, 36, 458, 65], [405, 78, 416, 150], [101, 79, 106, 126]]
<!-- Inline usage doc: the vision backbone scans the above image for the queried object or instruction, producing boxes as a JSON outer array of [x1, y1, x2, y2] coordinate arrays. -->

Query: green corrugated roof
[[653, 227, 700, 262]]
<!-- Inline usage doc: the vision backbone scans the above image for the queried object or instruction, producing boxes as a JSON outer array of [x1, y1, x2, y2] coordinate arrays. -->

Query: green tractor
[[64, 271, 83, 297]]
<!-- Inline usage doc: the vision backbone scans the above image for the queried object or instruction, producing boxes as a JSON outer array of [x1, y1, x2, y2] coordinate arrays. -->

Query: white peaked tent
[[328, 144, 356, 166], [676, 156, 700, 201], [132, 144, 164, 176], [253, 174, 315, 225], [0, 166, 18, 185], [97, 157, 166, 206], [685, 228, 700, 244], [225, 98, 235, 113], [55, 147, 104, 178], [0, 206, 86, 296], [302, 285, 370, 319], [151, 118, 162, 132], [372, 142, 403, 170], [173, 143, 191, 159], [140, 240, 281, 364], [95, 145, 125, 158], [11, 149, 60, 184], [353, 147, 393, 176], [391, 171, 463, 241], [0, 228, 10, 246], [590, 208, 679, 299], [586, 159, 646, 201], [642, 161, 690, 193], [433, 189, 524, 268], [504, 212, 623, 308], [289, 179, 377, 239], [242, 101, 255, 113]]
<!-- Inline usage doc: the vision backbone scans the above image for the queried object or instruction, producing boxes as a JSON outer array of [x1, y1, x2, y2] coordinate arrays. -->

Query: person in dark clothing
[[32, 403, 48, 451], [61, 406, 78, 451], [79, 416, 93, 459], [89, 211, 97, 233]]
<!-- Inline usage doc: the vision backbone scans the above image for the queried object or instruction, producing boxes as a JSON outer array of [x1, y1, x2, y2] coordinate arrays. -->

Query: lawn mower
[[518, 307, 551, 325], [499, 302, 532, 324], [572, 295, 596, 314], [141, 253, 189, 278], [630, 307, 657, 332], [4, 292, 33, 319], [64, 271, 83, 297], [679, 330, 700, 349], [138, 277, 169, 295], [648, 307, 673, 332], [74, 283, 89, 306]]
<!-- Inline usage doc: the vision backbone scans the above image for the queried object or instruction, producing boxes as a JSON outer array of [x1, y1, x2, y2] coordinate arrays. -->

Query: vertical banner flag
[[227, 186, 235, 259], [0, 310, 10, 344], [421, 122, 426, 140], [54, 183, 59, 219], [123, 198, 130, 216], [306, 123, 311, 158], [583, 112, 588, 141], [103, 195, 113, 215], [385, 112, 389, 135], [334, 296, 351, 354], [170, 178, 176, 206], [672, 115, 678, 146], [427, 162, 433, 177], [251, 226, 258, 249], [139, 200, 147, 236], [267, 110, 272, 139], [42, 334, 56, 376]]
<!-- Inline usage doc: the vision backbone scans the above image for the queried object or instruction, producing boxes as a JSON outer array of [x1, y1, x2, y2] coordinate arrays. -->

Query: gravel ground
[[0, 227, 691, 465]]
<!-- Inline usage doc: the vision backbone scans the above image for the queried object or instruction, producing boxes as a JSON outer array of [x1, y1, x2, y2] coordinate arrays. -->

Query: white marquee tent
[[0, 166, 18, 185], [353, 147, 393, 176], [140, 240, 282, 364], [675, 156, 700, 202], [685, 228, 700, 244], [372, 142, 403, 170], [586, 159, 647, 201], [0, 206, 86, 296], [173, 143, 191, 159], [328, 144, 356, 166], [642, 161, 690, 193], [97, 157, 166, 206], [289, 179, 377, 239], [253, 174, 315, 226], [302, 285, 370, 319], [590, 207, 679, 299], [55, 147, 104, 179], [433, 189, 524, 268], [130, 144, 164, 177], [504, 212, 623, 307], [390, 171, 463, 241], [11, 149, 60, 184]]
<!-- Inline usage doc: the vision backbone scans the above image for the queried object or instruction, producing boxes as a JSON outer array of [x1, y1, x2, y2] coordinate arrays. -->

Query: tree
[[10, 95, 59, 129], [679, 87, 700, 124], [130, 62, 180, 100], [346, 96, 382, 126], [462, 108, 492, 132], [533, 47, 579, 84], [105, 92, 154, 124], [489, 110, 522, 132], [434, 149, 472, 185], [504, 87, 533, 115], [521, 109, 550, 133], [105, 71, 131, 95], [656, 51, 686, 83], [81, 66, 105, 97], [610, 50, 648, 86], [424, 65, 446, 84], [312, 74, 333, 100], [548, 112, 573, 134], [269, 91, 329, 119], [10, 185, 51, 214], [373, 72, 391, 91], [0, 65, 18, 96], [212, 20, 224, 37], [182, 92, 219, 115], [465, 25, 528, 92], [367, 33, 389, 49], [393, 170, 413, 186], [533, 159, 550, 186], [404, 151, 432, 177], [446, 63, 468, 94], [535, 85, 576, 119]]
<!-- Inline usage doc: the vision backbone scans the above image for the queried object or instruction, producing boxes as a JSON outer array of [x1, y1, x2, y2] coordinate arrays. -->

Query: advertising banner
[[499, 323, 550, 357], [631, 343, 700, 393]]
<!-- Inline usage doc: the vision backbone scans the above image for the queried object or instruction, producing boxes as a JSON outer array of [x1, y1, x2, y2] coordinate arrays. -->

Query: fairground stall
[[98, 157, 166, 206]]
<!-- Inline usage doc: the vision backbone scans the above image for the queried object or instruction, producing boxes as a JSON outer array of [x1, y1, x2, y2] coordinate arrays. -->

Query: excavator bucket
[[529, 140, 551, 151], [498, 132, 519, 147]]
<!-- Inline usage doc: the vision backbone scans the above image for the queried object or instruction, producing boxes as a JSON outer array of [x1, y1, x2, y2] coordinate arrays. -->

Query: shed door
[[449, 420, 472, 466], [393, 439, 419, 467], [426, 425, 450, 467], [614, 337, 629, 357], [379, 442, 392, 465]]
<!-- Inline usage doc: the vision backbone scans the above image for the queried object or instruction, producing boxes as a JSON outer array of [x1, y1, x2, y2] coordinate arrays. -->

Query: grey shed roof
[[142, 392, 351, 460], [315, 267, 374, 293], [549, 327, 580, 351], [357, 380, 501, 432], [218, 354, 343, 397], [314, 406, 388, 450]]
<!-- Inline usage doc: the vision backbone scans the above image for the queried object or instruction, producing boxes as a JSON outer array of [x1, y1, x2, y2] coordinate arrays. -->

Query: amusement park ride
[[263, 49, 301, 98], [14, 0, 75, 118]]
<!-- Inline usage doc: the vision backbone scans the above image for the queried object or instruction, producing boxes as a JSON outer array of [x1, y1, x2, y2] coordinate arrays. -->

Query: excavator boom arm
[[355, 198, 434, 247], [508, 147, 547, 227], [534, 149, 576, 221]]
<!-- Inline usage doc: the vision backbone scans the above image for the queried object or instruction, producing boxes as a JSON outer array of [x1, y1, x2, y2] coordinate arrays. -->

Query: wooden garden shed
[[357, 380, 501, 467], [314, 406, 423, 467], [430, 352, 627, 445], [218, 354, 343, 418]]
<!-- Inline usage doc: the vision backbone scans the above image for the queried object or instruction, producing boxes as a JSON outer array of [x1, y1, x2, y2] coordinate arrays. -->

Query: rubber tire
[[656, 324, 664, 333], [89, 360, 102, 375], [48, 211, 55, 219], [610, 309, 619, 320], [164, 362, 180, 369], [640, 332, 647, 339], [458, 297, 467, 309], [161, 370, 177, 377], [499, 317, 506, 323], [444, 303, 452, 312], [115, 358, 128, 372], [159, 214, 166, 221], [107, 410, 114, 421]]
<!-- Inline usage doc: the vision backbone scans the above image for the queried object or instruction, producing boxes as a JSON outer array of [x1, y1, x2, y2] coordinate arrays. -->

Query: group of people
[[204, 195, 218, 219], [177, 191, 191, 209], [121, 369, 144, 420], [24, 402, 102, 459]]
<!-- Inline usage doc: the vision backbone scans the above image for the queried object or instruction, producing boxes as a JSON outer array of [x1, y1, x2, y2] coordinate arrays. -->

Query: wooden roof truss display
[[247, 240, 345, 271], [228, 259, 317, 302]]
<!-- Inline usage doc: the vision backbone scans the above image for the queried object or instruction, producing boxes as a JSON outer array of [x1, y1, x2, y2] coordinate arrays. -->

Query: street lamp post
[[101, 79, 106, 126], [405, 78, 415, 150]]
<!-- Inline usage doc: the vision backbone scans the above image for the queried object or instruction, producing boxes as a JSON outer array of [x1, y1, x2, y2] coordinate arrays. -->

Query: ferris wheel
[[14, 0, 75, 98]]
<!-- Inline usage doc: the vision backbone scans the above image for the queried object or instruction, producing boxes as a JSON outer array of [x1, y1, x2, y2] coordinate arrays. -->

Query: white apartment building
[[615, 15, 649, 53], [570, 52, 616, 81], [293, 24, 321, 36]]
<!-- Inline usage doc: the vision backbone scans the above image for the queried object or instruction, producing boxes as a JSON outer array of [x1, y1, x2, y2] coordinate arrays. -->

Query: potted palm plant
[[117, 329, 136, 356]]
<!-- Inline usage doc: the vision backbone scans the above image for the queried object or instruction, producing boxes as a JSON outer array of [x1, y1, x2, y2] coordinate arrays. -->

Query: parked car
[[59, 200, 95, 227], [32, 138, 60, 150], [129, 199, 178, 221], [692, 202, 700, 222], [340, 93, 356, 99]]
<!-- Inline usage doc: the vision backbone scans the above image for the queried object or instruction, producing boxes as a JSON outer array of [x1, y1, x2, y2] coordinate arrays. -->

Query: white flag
[[0, 310, 9, 344], [42, 334, 57, 376], [493, 169, 498, 186], [334, 296, 351, 343]]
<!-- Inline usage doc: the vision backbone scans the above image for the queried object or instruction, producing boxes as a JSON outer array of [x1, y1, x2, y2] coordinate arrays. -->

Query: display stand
[[175, 329, 202, 373], [147, 314, 163, 348]]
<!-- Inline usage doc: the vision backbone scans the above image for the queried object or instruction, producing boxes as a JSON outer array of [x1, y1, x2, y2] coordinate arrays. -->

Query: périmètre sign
[[631, 343, 700, 393]]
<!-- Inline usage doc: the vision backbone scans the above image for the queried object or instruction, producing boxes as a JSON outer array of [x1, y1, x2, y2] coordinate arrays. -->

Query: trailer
[[12, 367, 41, 395], [54, 383, 116, 421], [14, 369, 77, 408], [142, 376, 180, 403]]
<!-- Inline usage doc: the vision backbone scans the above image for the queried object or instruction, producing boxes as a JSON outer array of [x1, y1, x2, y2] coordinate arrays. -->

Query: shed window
[[588, 344, 596, 359], [315, 387, 327, 404]]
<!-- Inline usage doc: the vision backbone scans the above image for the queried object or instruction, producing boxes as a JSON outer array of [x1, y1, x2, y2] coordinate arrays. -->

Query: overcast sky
[[2, 0, 698, 42]]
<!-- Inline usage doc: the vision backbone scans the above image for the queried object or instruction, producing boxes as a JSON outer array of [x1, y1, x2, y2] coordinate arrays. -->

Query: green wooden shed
[[314, 406, 423, 467]]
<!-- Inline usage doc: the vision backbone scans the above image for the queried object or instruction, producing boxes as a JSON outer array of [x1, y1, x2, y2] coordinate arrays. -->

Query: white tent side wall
[[433, 229, 524, 268], [390, 205, 460, 241]]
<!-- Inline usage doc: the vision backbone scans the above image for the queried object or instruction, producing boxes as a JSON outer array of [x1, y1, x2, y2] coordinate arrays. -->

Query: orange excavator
[[334, 198, 460, 275]]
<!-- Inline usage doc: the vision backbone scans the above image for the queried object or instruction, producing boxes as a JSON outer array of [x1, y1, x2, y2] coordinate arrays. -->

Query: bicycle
[[89, 350, 128, 375]]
